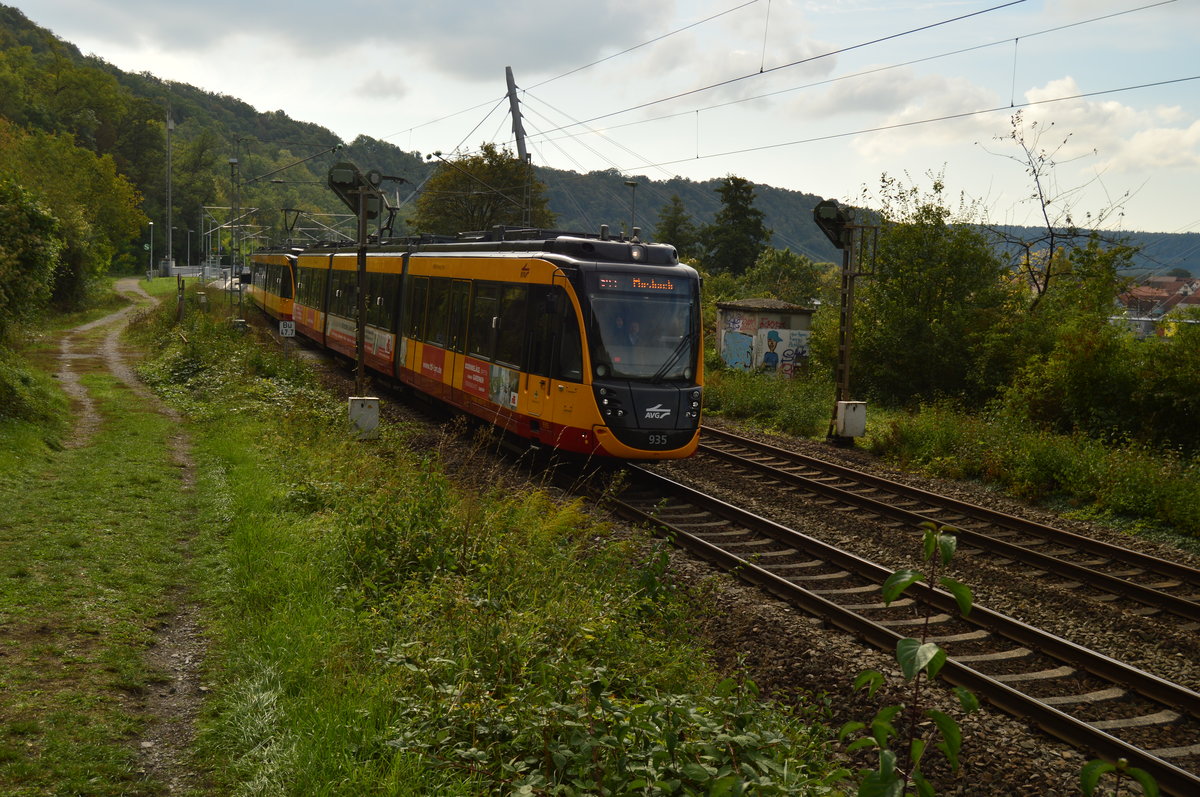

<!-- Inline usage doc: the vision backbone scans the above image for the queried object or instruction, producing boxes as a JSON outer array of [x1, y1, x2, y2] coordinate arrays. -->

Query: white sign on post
[[279, 320, 296, 338]]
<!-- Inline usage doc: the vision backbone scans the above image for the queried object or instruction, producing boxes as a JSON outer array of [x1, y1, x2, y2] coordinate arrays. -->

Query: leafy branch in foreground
[[1081, 756, 1160, 797], [838, 521, 979, 796]]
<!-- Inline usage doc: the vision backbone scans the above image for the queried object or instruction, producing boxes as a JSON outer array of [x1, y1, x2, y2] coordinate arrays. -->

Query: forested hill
[[0, 3, 1193, 276]]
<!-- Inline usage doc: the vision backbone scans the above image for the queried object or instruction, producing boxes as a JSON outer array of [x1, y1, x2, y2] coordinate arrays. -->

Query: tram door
[[524, 285, 555, 421]]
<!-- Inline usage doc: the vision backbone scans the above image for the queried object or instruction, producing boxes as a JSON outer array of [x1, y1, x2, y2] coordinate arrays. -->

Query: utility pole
[[228, 151, 240, 306], [165, 111, 174, 276]]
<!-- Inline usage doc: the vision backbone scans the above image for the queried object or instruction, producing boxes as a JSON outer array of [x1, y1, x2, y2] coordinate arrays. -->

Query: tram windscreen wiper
[[650, 330, 695, 383]]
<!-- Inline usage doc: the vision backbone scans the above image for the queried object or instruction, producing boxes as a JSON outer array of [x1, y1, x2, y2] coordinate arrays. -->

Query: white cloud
[[1019, 77, 1200, 172], [842, 71, 1001, 159]]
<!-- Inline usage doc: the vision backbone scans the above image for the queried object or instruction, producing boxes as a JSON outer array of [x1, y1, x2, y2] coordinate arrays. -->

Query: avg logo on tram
[[245, 227, 704, 459]]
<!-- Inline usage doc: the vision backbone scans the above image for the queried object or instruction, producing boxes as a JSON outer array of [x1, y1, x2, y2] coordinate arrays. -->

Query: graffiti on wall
[[754, 328, 810, 376]]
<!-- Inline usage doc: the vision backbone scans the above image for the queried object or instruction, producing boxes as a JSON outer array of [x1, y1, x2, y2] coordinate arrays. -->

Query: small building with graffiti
[[716, 298, 813, 376]]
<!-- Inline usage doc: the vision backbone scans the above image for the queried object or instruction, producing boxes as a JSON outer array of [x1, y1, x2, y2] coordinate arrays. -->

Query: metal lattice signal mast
[[814, 199, 877, 445], [506, 66, 532, 227], [506, 66, 527, 165]]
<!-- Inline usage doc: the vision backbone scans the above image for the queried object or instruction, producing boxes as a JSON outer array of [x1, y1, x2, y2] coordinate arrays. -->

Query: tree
[[411, 143, 554, 235], [736, 248, 828, 307], [699, 175, 771, 275], [652, 193, 699, 258], [0, 176, 62, 344], [0, 119, 144, 306], [981, 112, 1132, 309], [854, 176, 1011, 405]]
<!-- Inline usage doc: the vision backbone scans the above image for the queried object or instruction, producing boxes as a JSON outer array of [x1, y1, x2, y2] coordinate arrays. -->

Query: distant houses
[[1115, 276, 1200, 336]]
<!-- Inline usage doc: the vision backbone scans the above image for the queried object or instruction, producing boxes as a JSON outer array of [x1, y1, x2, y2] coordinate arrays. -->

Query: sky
[[16, 0, 1200, 235]]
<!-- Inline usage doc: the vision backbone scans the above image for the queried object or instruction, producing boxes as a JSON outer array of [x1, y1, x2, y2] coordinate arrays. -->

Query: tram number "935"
[[647, 433, 669, 447]]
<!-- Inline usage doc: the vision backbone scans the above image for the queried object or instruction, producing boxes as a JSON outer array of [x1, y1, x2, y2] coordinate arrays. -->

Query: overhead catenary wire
[[396, 0, 1187, 244], [535, 0, 1029, 137], [600, 74, 1200, 175], [523, 0, 1178, 154], [381, 0, 764, 144]]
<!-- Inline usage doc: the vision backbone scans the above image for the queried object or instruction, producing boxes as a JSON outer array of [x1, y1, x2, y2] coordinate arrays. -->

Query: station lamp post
[[148, 221, 154, 278]]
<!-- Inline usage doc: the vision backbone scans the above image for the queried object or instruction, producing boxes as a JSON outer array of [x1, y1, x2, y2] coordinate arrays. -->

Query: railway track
[[604, 456, 1200, 796], [699, 426, 1200, 629]]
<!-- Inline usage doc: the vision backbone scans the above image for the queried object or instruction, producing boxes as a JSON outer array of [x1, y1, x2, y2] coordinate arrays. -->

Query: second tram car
[[247, 249, 298, 322], [249, 230, 703, 459]]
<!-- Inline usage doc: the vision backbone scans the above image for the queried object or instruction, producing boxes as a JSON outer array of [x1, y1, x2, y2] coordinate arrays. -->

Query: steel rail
[[609, 463, 1200, 797], [703, 425, 1200, 585], [699, 428, 1200, 625]]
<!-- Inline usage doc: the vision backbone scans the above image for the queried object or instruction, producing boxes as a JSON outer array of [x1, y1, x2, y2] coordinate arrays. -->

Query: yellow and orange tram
[[249, 230, 703, 459], [246, 249, 298, 321]]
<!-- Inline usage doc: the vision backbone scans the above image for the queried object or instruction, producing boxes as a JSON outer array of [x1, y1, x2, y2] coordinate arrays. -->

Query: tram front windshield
[[587, 273, 698, 382]]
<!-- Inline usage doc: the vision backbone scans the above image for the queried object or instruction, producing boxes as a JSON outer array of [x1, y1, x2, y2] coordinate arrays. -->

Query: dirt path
[[57, 278, 207, 792]]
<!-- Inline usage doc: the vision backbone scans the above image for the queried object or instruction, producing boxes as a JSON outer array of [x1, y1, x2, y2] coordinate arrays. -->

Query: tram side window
[[330, 270, 356, 317], [494, 285, 527, 368], [526, 286, 555, 377], [403, 276, 428, 340], [366, 273, 395, 329], [468, 283, 499, 361], [279, 265, 294, 300], [557, 305, 582, 381], [524, 286, 582, 381], [384, 273, 403, 328], [426, 279, 451, 347], [448, 280, 469, 353], [297, 266, 327, 309]]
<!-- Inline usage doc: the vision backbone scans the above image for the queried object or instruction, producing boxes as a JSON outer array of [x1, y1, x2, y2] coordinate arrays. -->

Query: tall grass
[[702, 368, 834, 437], [701, 358, 1200, 543], [868, 405, 1200, 539], [133, 290, 838, 794]]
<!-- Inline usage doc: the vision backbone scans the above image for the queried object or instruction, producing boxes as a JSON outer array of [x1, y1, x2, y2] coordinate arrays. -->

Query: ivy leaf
[[927, 709, 963, 770], [882, 570, 924, 604], [953, 686, 980, 714], [897, 639, 942, 680], [838, 720, 866, 742], [1080, 760, 1116, 795], [846, 737, 878, 754], [857, 772, 905, 797], [909, 737, 927, 768], [1123, 767, 1160, 797], [853, 669, 885, 698], [940, 576, 974, 616], [936, 530, 958, 565]]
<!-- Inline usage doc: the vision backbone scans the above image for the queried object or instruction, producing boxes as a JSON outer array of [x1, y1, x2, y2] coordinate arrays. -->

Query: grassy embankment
[[703, 367, 1200, 546], [0, 279, 194, 795], [119, 283, 833, 794]]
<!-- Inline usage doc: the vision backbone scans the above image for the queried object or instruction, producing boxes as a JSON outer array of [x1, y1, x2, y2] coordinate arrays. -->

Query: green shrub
[[0, 348, 67, 427], [869, 405, 1200, 538], [703, 368, 833, 437]]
